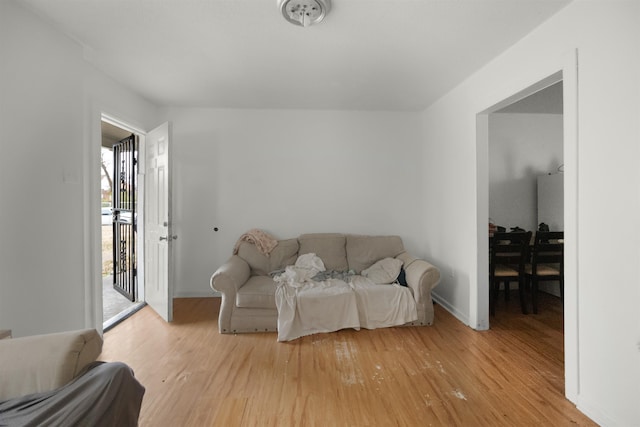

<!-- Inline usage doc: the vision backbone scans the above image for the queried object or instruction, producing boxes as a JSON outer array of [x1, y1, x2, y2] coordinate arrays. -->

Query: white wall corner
[[431, 292, 471, 328]]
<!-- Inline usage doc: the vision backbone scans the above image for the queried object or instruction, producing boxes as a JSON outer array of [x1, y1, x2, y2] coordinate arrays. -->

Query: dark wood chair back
[[527, 231, 564, 313], [489, 231, 532, 316], [530, 231, 564, 272], [490, 231, 532, 273]]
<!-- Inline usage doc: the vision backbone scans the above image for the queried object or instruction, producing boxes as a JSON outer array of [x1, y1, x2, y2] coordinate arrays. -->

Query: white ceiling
[[22, 0, 572, 111]]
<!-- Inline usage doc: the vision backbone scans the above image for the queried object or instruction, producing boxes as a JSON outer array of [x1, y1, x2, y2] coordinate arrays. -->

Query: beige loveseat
[[210, 233, 440, 334]]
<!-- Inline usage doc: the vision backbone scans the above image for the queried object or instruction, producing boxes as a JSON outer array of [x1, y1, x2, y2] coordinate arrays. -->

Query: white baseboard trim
[[173, 290, 219, 298], [577, 396, 617, 427], [431, 292, 469, 326]]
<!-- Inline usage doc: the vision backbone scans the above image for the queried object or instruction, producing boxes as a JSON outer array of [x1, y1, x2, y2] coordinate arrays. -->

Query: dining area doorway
[[488, 80, 564, 317]]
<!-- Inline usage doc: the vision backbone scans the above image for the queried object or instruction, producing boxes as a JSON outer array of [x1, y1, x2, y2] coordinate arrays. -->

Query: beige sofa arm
[[396, 252, 441, 324], [210, 255, 251, 295], [0, 328, 103, 401], [210, 255, 251, 333], [397, 253, 440, 300]]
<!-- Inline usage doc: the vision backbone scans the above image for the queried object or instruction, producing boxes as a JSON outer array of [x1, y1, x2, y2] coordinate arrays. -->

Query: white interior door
[[144, 122, 173, 321]]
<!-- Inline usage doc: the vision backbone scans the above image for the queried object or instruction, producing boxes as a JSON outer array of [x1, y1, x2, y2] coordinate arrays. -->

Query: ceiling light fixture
[[277, 0, 331, 28]]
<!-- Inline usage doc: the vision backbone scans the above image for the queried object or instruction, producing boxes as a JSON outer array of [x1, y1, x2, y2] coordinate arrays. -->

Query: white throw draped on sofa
[[274, 254, 417, 341]]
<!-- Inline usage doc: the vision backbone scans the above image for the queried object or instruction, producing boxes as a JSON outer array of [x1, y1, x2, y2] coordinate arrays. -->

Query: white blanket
[[350, 276, 418, 330], [274, 254, 417, 342]]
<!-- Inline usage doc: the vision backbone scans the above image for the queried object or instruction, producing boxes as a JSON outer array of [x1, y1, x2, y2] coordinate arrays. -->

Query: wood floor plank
[[100, 293, 596, 426]]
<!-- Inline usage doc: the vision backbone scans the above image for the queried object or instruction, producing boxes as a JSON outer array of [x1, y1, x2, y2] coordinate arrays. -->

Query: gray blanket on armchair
[[0, 361, 145, 427]]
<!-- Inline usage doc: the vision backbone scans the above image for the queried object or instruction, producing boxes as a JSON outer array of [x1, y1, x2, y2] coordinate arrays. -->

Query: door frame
[[474, 50, 579, 402], [85, 111, 147, 335], [103, 114, 147, 305]]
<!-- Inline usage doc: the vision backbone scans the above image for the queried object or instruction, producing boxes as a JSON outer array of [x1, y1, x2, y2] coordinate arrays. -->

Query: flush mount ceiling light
[[278, 0, 331, 28]]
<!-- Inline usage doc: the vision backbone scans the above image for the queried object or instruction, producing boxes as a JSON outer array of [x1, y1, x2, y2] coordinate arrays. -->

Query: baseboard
[[576, 396, 617, 427], [431, 292, 469, 326], [173, 290, 219, 298]]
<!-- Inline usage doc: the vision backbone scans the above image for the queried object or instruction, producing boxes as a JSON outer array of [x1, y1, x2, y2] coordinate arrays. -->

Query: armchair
[[0, 329, 144, 426], [0, 328, 103, 401]]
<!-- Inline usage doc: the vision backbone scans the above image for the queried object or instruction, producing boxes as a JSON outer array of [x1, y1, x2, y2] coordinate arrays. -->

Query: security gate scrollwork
[[112, 134, 137, 301]]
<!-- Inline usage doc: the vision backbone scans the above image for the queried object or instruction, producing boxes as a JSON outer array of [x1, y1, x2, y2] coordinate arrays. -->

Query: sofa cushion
[[298, 233, 348, 271], [362, 257, 403, 284], [237, 238, 299, 276], [236, 276, 277, 309], [269, 239, 300, 272], [237, 242, 269, 276], [346, 235, 406, 273]]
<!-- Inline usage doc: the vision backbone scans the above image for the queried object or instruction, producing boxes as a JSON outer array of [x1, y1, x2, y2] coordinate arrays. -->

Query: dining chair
[[525, 231, 564, 314], [489, 231, 532, 316]]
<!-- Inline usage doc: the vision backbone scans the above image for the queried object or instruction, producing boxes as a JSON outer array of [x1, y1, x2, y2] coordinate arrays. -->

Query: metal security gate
[[112, 135, 137, 301]]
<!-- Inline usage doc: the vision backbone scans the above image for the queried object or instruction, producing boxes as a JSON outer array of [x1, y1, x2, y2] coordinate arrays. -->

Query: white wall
[[167, 108, 424, 297], [0, 1, 160, 337], [489, 113, 563, 231], [0, 0, 83, 338], [421, 1, 640, 425]]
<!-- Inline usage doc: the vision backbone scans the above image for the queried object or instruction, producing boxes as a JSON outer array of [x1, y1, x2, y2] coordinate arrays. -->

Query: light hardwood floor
[[100, 293, 596, 426]]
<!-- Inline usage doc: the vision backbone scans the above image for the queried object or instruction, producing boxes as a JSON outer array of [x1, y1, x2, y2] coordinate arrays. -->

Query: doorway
[[476, 53, 580, 402], [482, 76, 565, 317], [101, 119, 144, 330], [489, 80, 564, 305]]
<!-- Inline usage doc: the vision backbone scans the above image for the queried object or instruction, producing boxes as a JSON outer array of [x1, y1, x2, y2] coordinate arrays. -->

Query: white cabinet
[[537, 173, 563, 231]]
